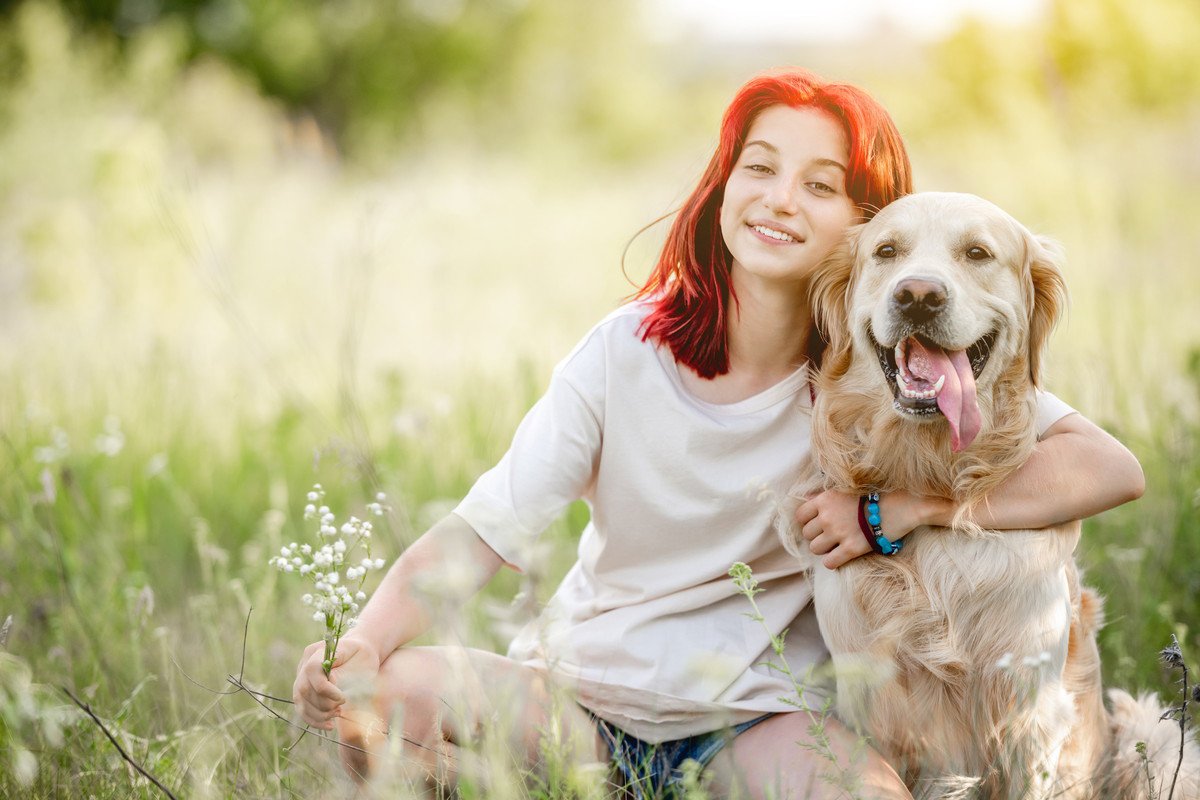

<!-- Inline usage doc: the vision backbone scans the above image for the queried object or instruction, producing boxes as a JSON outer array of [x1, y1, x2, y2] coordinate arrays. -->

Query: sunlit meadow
[[2, 0, 1199, 796]]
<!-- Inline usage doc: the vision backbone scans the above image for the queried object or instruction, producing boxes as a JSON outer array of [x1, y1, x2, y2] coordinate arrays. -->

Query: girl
[[293, 69, 1143, 799]]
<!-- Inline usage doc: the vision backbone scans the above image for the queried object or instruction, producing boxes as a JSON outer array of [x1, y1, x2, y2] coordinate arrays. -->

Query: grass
[[1, 2, 1199, 797]]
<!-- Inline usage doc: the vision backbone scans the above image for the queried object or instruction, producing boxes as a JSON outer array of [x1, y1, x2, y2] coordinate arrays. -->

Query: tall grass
[[1, 2, 1198, 797]]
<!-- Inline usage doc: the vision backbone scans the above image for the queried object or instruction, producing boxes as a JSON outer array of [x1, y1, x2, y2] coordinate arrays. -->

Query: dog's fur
[[783, 192, 1198, 799]]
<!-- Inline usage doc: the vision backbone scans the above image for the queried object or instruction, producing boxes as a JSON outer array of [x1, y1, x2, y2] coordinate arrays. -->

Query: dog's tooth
[[932, 374, 946, 394]]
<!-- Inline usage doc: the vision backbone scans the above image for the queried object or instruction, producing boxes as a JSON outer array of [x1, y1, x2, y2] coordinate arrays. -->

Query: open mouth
[[872, 328, 998, 451]]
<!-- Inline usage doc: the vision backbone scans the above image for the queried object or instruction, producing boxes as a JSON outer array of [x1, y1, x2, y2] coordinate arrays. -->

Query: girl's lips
[[747, 222, 804, 244]]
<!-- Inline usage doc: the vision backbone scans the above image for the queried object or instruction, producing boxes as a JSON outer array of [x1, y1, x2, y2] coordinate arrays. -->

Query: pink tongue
[[907, 339, 982, 452]]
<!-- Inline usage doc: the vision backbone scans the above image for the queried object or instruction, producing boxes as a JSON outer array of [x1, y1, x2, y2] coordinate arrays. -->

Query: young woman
[[293, 69, 1144, 799]]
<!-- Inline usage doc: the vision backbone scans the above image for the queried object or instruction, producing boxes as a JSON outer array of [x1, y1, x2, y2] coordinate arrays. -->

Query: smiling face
[[719, 105, 858, 291], [845, 192, 1057, 451]]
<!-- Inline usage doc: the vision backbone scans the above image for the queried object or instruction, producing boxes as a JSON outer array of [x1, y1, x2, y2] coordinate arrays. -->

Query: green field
[[2, 1, 1199, 797]]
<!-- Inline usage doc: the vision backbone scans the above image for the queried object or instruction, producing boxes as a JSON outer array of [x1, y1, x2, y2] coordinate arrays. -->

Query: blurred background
[[2, 0, 1199, 795]]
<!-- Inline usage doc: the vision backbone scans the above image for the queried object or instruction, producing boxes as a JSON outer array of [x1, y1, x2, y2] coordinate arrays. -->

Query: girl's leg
[[704, 711, 911, 800], [335, 645, 606, 790]]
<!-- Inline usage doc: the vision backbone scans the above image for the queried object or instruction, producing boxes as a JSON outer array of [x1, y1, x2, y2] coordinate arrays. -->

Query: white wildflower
[[34, 427, 71, 464], [995, 653, 1013, 670], [93, 415, 125, 457], [145, 452, 169, 478], [271, 484, 386, 679]]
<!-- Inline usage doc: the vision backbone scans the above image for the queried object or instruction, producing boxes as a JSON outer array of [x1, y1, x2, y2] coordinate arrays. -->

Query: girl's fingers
[[299, 697, 339, 727], [824, 543, 855, 569], [825, 538, 871, 569], [305, 670, 345, 704], [296, 641, 323, 673], [795, 500, 819, 527], [808, 532, 832, 555], [306, 690, 341, 713]]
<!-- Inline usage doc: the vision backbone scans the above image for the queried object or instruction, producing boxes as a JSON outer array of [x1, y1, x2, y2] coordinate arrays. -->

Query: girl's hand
[[797, 489, 951, 569], [293, 637, 381, 730]]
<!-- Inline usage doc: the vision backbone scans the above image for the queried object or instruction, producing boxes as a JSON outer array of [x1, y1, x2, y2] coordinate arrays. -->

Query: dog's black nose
[[892, 278, 948, 323]]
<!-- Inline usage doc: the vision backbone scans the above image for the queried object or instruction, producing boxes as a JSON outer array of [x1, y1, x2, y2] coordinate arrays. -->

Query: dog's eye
[[874, 244, 897, 259], [965, 246, 992, 261]]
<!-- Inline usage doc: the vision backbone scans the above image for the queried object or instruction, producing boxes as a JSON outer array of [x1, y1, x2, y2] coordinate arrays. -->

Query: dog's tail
[[1105, 688, 1200, 800]]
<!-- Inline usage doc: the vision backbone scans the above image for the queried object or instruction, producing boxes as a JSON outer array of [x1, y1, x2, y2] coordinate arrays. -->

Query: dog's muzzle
[[871, 327, 997, 452]]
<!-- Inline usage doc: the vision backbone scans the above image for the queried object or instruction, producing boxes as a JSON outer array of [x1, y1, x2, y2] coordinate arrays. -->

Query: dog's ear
[[810, 224, 863, 376], [1025, 234, 1068, 387]]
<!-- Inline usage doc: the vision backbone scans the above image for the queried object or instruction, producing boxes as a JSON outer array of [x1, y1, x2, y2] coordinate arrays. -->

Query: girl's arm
[[924, 412, 1144, 529], [293, 513, 505, 728], [799, 412, 1145, 570]]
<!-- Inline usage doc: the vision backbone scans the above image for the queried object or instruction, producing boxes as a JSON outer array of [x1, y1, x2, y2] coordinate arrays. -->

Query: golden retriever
[[783, 192, 1198, 799]]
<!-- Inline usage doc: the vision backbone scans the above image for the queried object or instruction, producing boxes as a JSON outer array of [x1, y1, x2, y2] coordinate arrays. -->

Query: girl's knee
[[374, 648, 457, 739]]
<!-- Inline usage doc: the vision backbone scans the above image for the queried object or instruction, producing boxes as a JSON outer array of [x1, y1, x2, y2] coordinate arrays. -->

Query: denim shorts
[[591, 712, 774, 799]]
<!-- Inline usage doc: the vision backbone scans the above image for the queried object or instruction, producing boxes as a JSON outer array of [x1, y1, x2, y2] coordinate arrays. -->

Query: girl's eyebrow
[[813, 158, 847, 173], [742, 140, 846, 172]]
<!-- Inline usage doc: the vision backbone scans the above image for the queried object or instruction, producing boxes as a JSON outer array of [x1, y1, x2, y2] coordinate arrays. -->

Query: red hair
[[636, 68, 913, 378]]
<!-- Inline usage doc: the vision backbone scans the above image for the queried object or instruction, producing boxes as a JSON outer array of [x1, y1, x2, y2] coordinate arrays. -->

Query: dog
[[783, 192, 1198, 799]]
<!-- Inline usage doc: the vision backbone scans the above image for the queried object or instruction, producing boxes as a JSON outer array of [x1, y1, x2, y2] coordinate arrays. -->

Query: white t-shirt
[[453, 301, 1075, 743]]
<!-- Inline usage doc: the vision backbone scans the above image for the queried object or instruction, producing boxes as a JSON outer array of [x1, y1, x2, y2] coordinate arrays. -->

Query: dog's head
[[813, 192, 1067, 454]]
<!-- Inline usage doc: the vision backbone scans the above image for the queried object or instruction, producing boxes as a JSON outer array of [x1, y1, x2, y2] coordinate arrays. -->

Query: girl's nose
[[763, 178, 801, 215]]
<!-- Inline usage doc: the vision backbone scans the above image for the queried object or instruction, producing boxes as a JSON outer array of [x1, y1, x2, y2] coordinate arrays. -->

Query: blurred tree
[[920, 0, 1200, 133], [0, 0, 658, 159], [1043, 0, 1200, 114]]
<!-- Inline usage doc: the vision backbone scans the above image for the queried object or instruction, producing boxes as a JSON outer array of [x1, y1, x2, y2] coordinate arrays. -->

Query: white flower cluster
[[270, 484, 389, 638], [32, 416, 126, 464], [93, 415, 125, 457], [33, 428, 70, 464]]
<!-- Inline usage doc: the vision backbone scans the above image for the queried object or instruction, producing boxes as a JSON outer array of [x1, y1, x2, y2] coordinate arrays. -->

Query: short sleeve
[[1034, 390, 1076, 438], [452, 334, 606, 571]]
